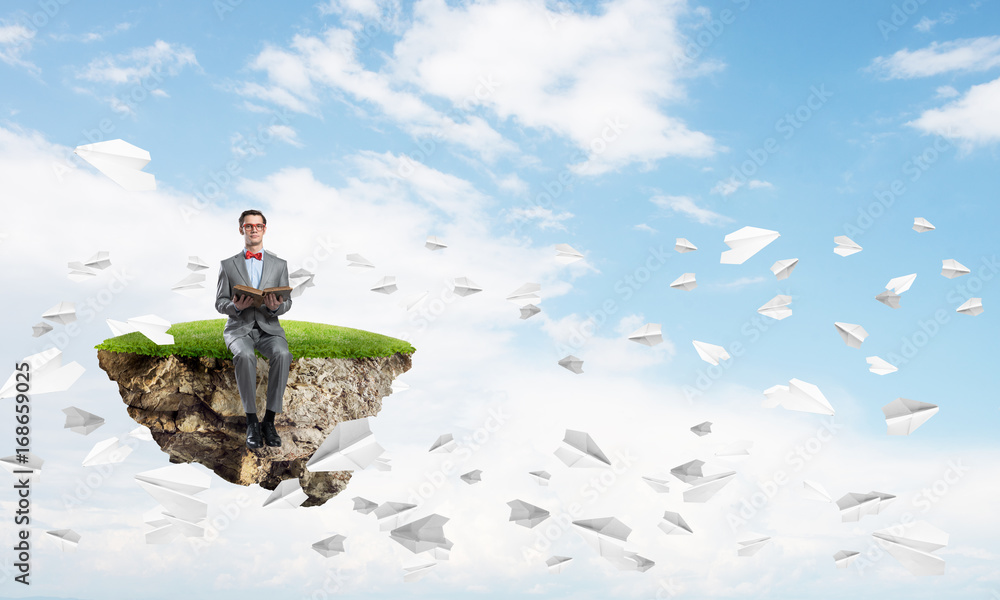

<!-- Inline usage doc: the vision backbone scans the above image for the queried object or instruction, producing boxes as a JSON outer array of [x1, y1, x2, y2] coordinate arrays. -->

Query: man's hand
[[263, 292, 283, 311], [233, 294, 255, 310]]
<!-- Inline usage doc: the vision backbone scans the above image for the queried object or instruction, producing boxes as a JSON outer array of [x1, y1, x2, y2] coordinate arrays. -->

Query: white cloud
[[712, 275, 766, 290], [240, 27, 516, 163], [913, 16, 937, 32], [390, 0, 718, 174], [495, 172, 528, 195], [267, 124, 304, 147], [711, 176, 743, 196], [936, 85, 959, 98], [633, 223, 657, 233], [78, 39, 198, 84], [504, 205, 573, 230], [868, 36, 1000, 79], [0, 22, 38, 75], [748, 179, 773, 189], [650, 194, 730, 225], [908, 76, 1000, 145]]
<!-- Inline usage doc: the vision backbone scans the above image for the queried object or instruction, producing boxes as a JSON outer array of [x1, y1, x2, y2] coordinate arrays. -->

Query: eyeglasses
[[241, 223, 266, 231]]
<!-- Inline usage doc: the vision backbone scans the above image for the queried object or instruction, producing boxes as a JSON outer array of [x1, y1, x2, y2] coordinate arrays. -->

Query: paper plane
[[872, 520, 948, 576], [312, 534, 346, 557], [641, 476, 670, 493], [875, 290, 899, 308], [371, 276, 397, 295], [42, 301, 76, 324], [520, 304, 541, 319], [67, 261, 98, 282], [611, 551, 655, 572], [529, 471, 551, 486], [546, 556, 573, 573], [691, 421, 712, 436], [558, 355, 583, 374], [136, 464, 209, 543], [555, 243, 584, 264], [507, 283, 541, 305], [171, 272, 206, 297], [833, 236, 862, 256], [912, 217, 935, 233], [628, 323, 663, 346], [720, 226, 780, 265], [127, 425, 153, 442], [390, 514, 451, 553], [375, 502, 417, 531], [1, 348, 85, 398], [372, 456, 392, 471], [758, 295, 793, 320], [675, 238, 697, 253], [428, 433, 456, 453], [956, 297, 983, 316], [659, 511, 693, 535], [837, 491, 895, 522], [763, 378, 835, 415], [262, 478, 308, 509], [306, 417, 385, 472], [45, 529, 81, 551], [876, 290, 901, 309], [573, 517, 631, 557], [84, 250, 111, 270], [834, 322, 868, 348], [452, 277, 482, 297], [106, 314, 175, 345], [507, 499, 550, 528], [802, 480, 832, 502], [670, 272, 697, 291], [771, 258, 798, 280], [74, 139, 156, 191], [671, 459, 705, 483], [834, 550, 860, 568], [62, 407, 105, 435], [555, 429, 611, 468], [186, 256, 209, 271], [715, 440, 752, 456], [692, 340, 730, 365], [32, 322, 53, 337], [403, 560, 437, 582], [882, 398, 939, 435], [391, 380, 409, 394], [737, 535, 771, 557], [346, 253, 374, 269], [683, 472, 736, 502], [886, 273, 917, 294], [289, 267, 316, 298], [1, 452, 44, 479], [460, 470, 482, 485], [941, 259, 970, 279], [84, 437, 133, 466], [352, 496, 378, 514], [425, 235, 448, 251]]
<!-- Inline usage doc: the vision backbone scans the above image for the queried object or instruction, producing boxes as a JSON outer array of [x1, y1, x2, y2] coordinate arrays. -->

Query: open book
[[232, 284, 293, 308]]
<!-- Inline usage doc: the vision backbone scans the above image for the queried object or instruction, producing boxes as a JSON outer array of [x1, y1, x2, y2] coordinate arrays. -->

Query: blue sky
[[1, 0, 998, 598]]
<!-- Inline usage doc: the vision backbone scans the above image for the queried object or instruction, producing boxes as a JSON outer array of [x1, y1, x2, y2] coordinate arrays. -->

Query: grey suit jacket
[[215, 249, 292, 349]]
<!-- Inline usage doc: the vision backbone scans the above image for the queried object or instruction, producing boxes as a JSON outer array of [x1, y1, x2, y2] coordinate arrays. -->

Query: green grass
[[95, 319, 415, 360]]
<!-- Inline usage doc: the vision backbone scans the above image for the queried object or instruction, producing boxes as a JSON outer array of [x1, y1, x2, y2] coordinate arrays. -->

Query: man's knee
[[231, 344, 255, 364]]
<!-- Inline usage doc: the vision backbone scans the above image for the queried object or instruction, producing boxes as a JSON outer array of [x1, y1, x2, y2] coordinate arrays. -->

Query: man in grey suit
[[215, 209, 293, 449]]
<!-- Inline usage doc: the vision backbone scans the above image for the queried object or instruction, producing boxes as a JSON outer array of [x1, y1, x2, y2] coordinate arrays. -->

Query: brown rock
[[97, 349, 411, 506]]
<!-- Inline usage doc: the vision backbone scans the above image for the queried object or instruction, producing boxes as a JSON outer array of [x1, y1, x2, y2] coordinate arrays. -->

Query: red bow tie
[[245, 250, 262, 260]]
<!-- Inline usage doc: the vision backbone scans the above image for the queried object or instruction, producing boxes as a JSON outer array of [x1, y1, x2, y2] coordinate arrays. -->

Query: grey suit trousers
[[229, 323, 292, 414]]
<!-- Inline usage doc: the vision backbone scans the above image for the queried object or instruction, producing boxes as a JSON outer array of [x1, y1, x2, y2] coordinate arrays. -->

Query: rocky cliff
[[97, 350, 411, 506]]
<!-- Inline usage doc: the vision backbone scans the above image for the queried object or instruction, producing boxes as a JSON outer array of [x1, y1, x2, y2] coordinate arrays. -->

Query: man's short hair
[[239, 209, 267, 227]]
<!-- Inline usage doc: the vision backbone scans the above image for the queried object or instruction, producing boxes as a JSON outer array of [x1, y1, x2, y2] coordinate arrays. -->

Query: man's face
[[240, 215, 266, 246]]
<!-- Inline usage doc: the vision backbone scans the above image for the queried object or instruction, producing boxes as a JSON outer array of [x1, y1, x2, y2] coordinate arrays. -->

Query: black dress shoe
[[261, 420, 282, 447], [246, 421, 263, 449]]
